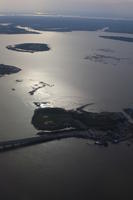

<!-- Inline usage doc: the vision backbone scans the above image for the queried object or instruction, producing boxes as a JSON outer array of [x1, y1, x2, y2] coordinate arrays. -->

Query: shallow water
[[0, 30, 133, 199]]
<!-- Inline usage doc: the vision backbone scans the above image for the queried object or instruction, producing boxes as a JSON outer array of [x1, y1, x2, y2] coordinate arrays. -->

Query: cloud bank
[[0, 0, 133, 18]]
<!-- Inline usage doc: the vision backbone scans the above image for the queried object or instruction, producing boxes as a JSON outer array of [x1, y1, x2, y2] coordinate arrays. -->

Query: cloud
[[0, 0, 133, 18], [0, 0, 44, 11]]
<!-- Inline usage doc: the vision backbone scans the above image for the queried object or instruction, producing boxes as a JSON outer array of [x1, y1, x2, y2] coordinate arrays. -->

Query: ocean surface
[[0, 30, 133, 199]]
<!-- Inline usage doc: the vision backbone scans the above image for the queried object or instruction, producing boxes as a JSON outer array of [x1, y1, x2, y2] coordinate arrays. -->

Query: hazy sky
[[0, 0, 133, 18]]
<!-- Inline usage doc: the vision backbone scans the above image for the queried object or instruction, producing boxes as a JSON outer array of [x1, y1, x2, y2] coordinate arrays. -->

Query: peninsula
[[100, 35, 133, 43]]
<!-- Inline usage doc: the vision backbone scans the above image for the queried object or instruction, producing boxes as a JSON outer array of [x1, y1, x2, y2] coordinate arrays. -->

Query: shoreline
[[0, 128, 132, 152]]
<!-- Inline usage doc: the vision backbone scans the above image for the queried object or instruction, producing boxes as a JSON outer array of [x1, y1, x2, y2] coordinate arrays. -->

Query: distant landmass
[[0, 16, 133, 34], [0, 23, 39, 34], [7, 43, 50, 53], [100, 35, 133, 42]]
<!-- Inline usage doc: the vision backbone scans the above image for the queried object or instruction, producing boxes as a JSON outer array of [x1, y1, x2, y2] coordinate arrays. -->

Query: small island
[[100, 35, 133, 43], [29, 81, 54, 95], [7, 43, 50, 53], [0, 64, 21, 77]]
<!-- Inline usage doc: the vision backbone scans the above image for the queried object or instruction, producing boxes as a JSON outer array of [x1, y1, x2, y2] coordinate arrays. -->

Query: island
[[29, 81, 54, 95], [7, 43, 50, 53], [100, 35, 133, 43], [31, 105, 133, 146], [0, 64, 21, 77], [0, 105, 133, 152]]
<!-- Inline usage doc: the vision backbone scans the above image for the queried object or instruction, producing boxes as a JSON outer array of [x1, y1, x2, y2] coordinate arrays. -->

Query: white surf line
[[122, 111, 133, 124], [96, 26, 109, 33], [16, 25, 42, 34]]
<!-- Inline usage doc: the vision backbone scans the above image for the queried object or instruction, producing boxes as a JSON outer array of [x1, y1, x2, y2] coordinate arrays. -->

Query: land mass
[[100, 36, 133, 43], [7, 43, 50, 53], [0, 23, 39, 34], [1, 16, 133, 34], [0, 64, 21, 77], [31, 106, 133, 146], [0, 105, 133, 152], [29, 81, 54, 95]]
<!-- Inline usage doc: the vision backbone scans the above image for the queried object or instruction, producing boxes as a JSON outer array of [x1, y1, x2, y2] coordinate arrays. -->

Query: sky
[[0, 0, 133, 18]]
